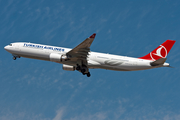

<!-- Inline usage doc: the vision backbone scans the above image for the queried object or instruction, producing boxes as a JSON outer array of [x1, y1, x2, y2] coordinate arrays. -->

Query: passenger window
[[9, 44, 12, 46]]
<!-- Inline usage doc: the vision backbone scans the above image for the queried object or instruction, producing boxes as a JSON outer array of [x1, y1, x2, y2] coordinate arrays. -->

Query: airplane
[[4, 33, 176, 77]]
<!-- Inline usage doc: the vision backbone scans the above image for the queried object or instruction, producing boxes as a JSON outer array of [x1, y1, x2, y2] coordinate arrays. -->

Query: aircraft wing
[[66, 33, 96, 65]]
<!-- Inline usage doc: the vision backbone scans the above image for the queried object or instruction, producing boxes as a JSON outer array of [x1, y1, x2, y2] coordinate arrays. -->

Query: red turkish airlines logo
[[150, 45, 167, 60]]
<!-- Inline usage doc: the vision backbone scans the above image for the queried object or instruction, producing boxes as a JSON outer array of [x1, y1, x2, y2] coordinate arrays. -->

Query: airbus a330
[[4, 33, 175, 77]]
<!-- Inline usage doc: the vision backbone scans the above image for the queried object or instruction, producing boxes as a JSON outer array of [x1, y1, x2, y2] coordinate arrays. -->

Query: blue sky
[[0, 0, 180, 120]]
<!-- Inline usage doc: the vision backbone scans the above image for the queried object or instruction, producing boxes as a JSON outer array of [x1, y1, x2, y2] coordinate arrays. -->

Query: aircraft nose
[[4, 46, 7, 50], [4, 45, 9, 51]]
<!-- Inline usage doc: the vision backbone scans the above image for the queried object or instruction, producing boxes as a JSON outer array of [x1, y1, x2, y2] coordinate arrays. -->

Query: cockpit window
[[9, 44, 12, 46]]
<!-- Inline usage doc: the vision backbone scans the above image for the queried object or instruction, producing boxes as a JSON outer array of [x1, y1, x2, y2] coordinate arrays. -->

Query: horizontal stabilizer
[[150, 58, 167, 66]]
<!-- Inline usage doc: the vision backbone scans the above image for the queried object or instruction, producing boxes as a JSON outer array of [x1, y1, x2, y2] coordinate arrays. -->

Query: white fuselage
[[4, 42, 168, 71]]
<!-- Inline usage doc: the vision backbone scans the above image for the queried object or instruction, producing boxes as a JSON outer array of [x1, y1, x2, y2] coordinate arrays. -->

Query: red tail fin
[[139, 40, 176, 61]]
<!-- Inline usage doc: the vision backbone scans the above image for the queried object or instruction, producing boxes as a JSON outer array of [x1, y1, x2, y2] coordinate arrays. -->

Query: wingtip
[[89, 33, 96, 38]]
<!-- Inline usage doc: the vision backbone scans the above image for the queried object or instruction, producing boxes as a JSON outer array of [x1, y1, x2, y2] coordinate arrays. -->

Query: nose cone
[[4, 46, 8, 50], [4, 45, 11, 52]]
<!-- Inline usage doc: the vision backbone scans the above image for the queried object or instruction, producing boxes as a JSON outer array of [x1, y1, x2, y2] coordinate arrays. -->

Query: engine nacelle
[[62, 64, 75, 71], [49, 53, 61, 62], [49, 53, 69, 62]]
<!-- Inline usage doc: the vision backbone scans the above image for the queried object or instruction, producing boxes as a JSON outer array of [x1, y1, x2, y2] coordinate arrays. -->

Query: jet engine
[[49, 53, 69, 62], [62, 64, 75, 71], [49, 53, 61, 62]]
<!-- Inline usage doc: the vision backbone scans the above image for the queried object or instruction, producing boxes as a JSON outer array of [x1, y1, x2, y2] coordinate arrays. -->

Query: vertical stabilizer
[[139, 40, 176, 61]]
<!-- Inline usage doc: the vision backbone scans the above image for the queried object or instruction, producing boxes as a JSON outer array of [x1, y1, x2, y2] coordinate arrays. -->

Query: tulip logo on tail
[[150, 45, 167, 61], [139, 40, 175, 61]]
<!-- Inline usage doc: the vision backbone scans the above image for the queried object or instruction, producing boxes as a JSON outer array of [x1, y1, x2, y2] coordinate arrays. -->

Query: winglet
[[89, 33, 96, 38]]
